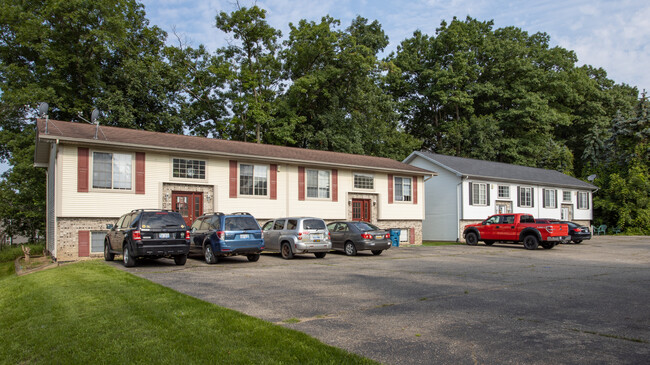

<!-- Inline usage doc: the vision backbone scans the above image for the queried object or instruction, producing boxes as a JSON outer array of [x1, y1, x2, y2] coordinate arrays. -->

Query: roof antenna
[[91, 109, 100, 139], [38, 102, 49, 134]]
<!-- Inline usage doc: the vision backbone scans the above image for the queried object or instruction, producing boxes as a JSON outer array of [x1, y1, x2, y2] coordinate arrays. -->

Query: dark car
[[535, 219, 591, 244], [104, 209, 190, 267], [189, 212, 264, 264], [326, 221, 391, 256]]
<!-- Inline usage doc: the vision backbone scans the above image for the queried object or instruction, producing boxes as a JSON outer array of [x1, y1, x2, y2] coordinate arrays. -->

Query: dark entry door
[[172, 191, 203, 226], [352, 199, 371, 222]]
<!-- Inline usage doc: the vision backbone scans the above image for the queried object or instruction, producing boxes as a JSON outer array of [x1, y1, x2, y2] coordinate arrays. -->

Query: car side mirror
[[106, 224, 114, 229]]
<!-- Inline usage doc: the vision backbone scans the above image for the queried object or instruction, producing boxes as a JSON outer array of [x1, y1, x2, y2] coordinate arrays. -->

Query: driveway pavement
[[110, 236, 650, 364]]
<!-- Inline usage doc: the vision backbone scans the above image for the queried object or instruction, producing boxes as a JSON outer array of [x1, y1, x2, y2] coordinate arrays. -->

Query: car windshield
[[141, 212, 185, 228], [224, 217, 260, 231], [352, 222, 380, 231], [303, 219, 325, 230]]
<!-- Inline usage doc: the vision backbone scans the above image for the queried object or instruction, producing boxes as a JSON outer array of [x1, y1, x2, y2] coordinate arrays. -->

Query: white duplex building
[[404, 151, 597, 242]]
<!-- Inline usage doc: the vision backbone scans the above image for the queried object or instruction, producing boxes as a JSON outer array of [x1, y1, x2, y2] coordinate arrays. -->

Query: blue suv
[[189, 212, 264, 264]]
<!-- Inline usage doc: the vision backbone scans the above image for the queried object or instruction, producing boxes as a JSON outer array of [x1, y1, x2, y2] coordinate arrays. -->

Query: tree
[[0, 0, 186, 239], [215, 3, 283, 142], [593, 94, 650, 234], [280, 16, 420, 159]]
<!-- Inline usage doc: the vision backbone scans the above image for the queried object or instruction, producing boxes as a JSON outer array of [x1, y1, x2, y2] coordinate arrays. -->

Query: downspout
[[456, 176, 464, 242]]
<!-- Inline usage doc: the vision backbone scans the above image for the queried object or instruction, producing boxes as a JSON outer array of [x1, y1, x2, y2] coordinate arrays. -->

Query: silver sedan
[[326, 221, 391, 256]]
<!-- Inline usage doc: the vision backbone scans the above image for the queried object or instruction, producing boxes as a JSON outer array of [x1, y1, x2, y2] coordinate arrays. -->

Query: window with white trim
[[240, 164, 268, 196], [307, 169, 330, 198], [394, 177, 412, 202], [93, 152, 132, 190], [543, 189, 557, 208], [563, 190, 572, 202], [519, 187, 533, 207], [173, 158, 205, 179], [577, 191, 589, 209], [354, 173, 374, 189], [91, 232, 106, 254], [472, 183, 488, 205], [498, 185, 510, 199]]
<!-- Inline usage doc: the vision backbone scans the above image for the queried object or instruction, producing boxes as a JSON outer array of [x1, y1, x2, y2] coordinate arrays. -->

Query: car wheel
[[465, 232, 478, 246], [247, 253, 260, 262], [204, 244, 218, 264], [541, 243, 554, 249], [314, 252, 327, 258], [573, 240, 582, 244], [281, 242, 294, 260], [104, 240, 114, 261], [523, 235, 539, 250], [371, 250, 383, 256], [123, 244, 136, 267], [344, 241, 357, 256], [484, 240, 495, 246], [174, 254, 187, 265]]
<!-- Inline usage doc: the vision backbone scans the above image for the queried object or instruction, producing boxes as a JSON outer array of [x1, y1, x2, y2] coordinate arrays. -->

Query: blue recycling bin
[[389, 229, 401, 247]]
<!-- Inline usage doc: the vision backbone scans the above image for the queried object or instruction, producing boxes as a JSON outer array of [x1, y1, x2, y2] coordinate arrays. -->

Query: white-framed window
[[92, 152, 132, 190], [563, 190, 572, 202], [173, 158, 205, 179], [394, 177, 412, 202], [472, 183, 488, 205], [399, 229, 409, 242], [577, 191, 589, 209], [307, 169, 330, 199], [240, 164, 268, 196], [498, 185, 510, 199], [543, 189, 557, 208], [519, 187, 533, 207], [354, 173, 374, 189], [90, 232, 106, 254]]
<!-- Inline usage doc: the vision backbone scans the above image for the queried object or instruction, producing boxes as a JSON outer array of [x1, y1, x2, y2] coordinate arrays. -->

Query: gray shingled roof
[[408, 151, 596, 190], [34, 119, 431, 175]]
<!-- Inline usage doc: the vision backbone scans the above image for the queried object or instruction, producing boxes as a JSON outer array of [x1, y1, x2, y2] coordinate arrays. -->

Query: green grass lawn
[[421, 241, 463, 246], [0, 261, 375, 364]]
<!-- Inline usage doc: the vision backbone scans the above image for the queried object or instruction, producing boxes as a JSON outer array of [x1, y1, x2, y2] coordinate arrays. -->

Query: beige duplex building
[[34, 119, 432, 261]]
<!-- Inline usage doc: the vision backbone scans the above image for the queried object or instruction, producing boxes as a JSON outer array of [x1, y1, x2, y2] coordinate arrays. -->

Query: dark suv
[[104, 209, 190, 267], [189, 212, 264, 264]]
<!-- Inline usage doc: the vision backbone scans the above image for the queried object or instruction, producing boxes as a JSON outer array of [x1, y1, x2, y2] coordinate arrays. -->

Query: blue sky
[[141, 0, 649, 90], [2, 0, 647, 176]]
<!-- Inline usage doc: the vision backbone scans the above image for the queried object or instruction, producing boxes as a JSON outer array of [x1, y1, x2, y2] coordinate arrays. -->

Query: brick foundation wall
[[56, 217, 117, 261]]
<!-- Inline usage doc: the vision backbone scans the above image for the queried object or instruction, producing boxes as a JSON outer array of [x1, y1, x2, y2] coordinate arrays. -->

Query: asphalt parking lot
[[112, 236, 650, 364]]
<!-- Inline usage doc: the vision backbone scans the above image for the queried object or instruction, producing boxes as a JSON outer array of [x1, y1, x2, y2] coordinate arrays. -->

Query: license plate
[[375, 235, 383, 239], [240, 234, 250, 239], [311, 234, 322, 240], [159, 233, 170, 239]]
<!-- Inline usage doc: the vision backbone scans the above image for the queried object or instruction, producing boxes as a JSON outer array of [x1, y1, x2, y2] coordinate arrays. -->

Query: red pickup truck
[[463, 213, 570, 250]]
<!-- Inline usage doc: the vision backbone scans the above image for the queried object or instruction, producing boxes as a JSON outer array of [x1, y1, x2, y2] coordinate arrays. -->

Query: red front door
[[172, 191, 203, 226], [352, 199, 371, 222]]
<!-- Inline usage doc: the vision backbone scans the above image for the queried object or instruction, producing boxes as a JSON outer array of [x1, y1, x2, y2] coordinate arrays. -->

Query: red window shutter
[[409, 227, 415, 244], [78, 230, 90, 257], [270, 164, 277, 200], [229, 160, 237, 198], [388, 174, 394, 204], [298, 167, 305, 201], [78, 147, 89, 192], [413, 176, 418, 204], [332, 169, 338, 202], [135, 152, 145, 194]]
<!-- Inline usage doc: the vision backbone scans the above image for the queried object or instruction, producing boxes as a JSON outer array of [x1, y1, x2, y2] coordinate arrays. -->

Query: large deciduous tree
[[0, 0, 185, 239], [215, 4, 283, 142], [279, 16, 420, 159]]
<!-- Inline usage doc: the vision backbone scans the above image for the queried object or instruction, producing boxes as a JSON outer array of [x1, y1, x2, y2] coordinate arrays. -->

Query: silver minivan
[[261, 217, 331, 259]]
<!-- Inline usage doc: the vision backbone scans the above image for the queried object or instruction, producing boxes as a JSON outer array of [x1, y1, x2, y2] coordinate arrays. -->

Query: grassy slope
[[0, 261, 374, 364]]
